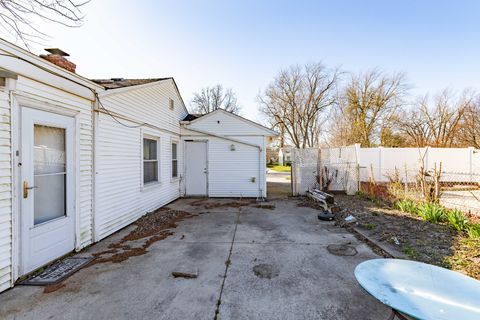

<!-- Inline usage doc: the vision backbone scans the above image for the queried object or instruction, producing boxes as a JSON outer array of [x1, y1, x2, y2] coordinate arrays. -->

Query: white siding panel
[[95, 114, 182, 241], [187, 111, 273, 136], [0, 89, 11, 292], [99, 80, 188, 134], [182, 135, 266, 198]]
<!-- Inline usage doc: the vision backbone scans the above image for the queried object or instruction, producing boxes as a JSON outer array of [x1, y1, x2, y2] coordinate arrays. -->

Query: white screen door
[[185, 141, 207, 196], [20, 107, 75, 274]]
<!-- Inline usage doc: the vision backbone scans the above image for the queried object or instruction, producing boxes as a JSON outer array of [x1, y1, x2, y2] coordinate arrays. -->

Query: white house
[[180, 109, 277, 198], [0, 39, 277, 293], [92, 77, 188, 241], [0, 41, 103, 292]]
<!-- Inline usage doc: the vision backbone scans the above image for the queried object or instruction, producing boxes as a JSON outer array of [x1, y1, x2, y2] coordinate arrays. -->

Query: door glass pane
[[33, 125, 66, 225]]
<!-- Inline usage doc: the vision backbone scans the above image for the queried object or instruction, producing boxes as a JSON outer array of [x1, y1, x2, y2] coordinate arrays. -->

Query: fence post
[[354, 143, 361, 193], [290, 148, 297, 196], [378, 146, 383, 182], [468, 147, 474, 183]]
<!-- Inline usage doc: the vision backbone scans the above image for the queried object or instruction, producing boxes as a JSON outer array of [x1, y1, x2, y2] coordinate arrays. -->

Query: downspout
[[91, 91, 99, 242], [182, 125, 264, 199]]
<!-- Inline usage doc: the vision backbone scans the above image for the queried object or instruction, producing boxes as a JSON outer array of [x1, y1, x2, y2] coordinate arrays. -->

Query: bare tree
[[190, 84, 241, 115], [396, 90, 471, 147], [0, 0, 89, 49], [330, 69, 407, 147], [258, 62, 339, 148], [458, 96, 480, 148]]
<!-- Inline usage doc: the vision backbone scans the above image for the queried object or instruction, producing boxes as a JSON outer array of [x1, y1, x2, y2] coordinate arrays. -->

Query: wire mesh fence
[[358, 166, 480, 215], [291, 146, 480, 215], [291, 145, 358, 196]]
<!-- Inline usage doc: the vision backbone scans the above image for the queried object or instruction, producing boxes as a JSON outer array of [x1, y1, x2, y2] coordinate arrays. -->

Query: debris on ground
[[334, 195, 459, 270], [344, 215, 357, 223], [172, 270, 198, 279], [89, 208, 194, 266], [190, 199, 256, 209], [252, 203, 276, 210]]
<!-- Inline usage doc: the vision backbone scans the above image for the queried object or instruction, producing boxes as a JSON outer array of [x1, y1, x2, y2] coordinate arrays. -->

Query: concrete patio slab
[[0, 198, 390, 320]]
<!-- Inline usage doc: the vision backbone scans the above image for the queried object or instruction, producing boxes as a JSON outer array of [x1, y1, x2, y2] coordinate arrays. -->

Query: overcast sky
[[3, 0, 479, 121]]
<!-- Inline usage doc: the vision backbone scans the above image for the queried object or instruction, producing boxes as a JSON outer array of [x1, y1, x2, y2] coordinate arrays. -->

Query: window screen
[[143, 138, 158, 183]]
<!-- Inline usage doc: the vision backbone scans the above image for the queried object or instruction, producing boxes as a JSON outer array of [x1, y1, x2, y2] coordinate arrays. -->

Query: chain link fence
[[359, 165, 480, 215], [291, 146, 480, 215], [292, 145, 358, 196]]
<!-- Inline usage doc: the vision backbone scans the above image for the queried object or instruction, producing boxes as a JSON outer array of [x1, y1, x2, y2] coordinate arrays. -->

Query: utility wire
[[0, 53, 147, 129]]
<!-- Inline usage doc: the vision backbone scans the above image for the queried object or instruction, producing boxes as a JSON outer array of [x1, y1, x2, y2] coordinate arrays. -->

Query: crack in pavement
[[213, 207, 241, 320]]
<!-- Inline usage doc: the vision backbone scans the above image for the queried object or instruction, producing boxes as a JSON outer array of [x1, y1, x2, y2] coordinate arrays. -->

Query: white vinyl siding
[[0, 88, 12, 293], [182, 110, 271, 197], [0, 73, 96, 292], [94, 81, 187, 241]]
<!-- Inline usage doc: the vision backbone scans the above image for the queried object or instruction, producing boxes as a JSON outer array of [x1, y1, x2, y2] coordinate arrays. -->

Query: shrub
[[446, 209, 469, 233], [394, 199, 417, 214], [466, 224, 480, 239], [417, 203, 446, 223]]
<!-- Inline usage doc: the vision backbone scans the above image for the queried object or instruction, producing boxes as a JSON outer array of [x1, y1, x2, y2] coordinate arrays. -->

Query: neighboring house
[[278, 146, 293, 165], [266, 147, 279, 164], [0, 39, 277, 293]]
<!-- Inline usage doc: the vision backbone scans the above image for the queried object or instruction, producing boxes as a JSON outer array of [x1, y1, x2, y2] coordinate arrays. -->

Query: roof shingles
[[91, 78, 170, 89]]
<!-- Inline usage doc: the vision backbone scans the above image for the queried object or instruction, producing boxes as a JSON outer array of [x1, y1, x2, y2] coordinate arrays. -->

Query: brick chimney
[[40, 48, 76, 73]]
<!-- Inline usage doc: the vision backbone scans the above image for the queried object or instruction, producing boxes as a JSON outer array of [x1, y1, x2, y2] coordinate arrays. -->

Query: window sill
[[142, 181, 161, 191], [170, 177, 180, 183]]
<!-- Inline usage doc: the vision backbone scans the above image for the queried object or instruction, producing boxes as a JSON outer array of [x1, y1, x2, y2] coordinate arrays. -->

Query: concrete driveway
[[0, 198, 389, 320]]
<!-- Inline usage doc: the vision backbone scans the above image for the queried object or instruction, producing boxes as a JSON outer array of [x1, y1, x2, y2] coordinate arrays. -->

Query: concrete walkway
[[267, 170, 292, 199], [0, 198, 389, 320]]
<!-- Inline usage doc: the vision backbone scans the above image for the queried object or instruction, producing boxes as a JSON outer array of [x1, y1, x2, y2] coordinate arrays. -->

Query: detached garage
[[180, 109, 277, 198]]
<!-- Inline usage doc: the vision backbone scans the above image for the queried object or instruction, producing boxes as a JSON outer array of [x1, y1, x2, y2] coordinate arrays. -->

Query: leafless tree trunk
[[258, 62, 339, 148], [458, 96, 480, 148], [190, 84, 241, 115], [0, 0, 89, 49]]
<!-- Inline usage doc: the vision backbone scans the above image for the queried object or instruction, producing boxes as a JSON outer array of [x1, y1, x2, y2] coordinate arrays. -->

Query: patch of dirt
[[190, 199, 256, 209], [43, 282, 66, 294], [333, 195, 456, 267], [88, 208, 194, 266], [252, 263, 279, 279], [252, 204, 276, 210], [327, 244, 358, 256]]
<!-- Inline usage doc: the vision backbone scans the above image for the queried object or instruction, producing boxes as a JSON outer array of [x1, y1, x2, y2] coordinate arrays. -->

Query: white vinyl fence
[[292, 145, 480, 214]]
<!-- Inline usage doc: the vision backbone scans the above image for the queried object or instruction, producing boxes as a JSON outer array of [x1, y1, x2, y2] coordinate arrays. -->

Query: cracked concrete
[[0, 198, 389, 320]]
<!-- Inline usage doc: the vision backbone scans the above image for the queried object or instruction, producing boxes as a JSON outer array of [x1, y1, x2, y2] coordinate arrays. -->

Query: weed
[[403, 245, 420, 259], [394, 199, 417, 214], [417, 202, 446, 223], [362, 223, 376, 230], [446, 209, 469, 233], [466, 224, 480, 239]]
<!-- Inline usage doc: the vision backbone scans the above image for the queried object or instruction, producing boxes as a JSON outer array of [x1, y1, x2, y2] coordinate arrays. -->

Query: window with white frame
[[143, 138, 158, 184], [171, 142, 178, 178]]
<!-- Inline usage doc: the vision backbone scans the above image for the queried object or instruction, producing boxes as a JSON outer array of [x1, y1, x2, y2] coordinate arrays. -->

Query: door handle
[[23, 181, 38, 198], [203, 168, 207, 174]]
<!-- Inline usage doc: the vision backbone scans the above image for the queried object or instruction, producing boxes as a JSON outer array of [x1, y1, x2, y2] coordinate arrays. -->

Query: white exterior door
[[185, 141, 207, 196], [20, 108, 75, 274]]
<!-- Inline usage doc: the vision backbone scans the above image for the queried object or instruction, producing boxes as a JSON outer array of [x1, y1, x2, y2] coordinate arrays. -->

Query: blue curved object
[[355, 259, 480, 320]]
